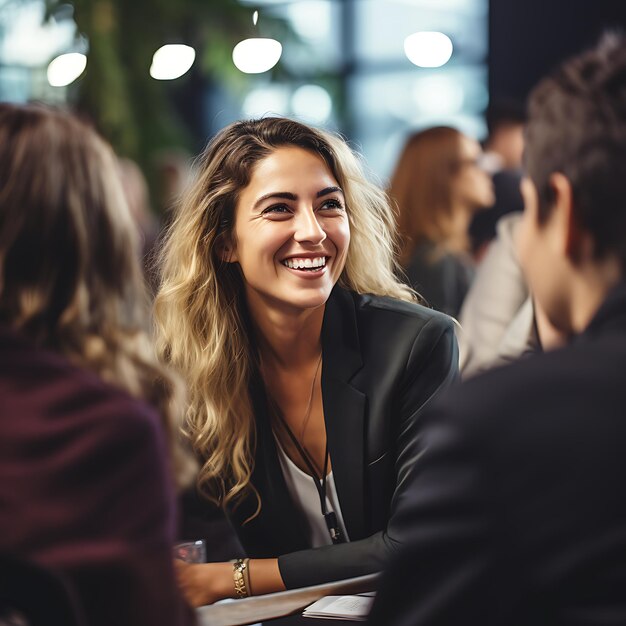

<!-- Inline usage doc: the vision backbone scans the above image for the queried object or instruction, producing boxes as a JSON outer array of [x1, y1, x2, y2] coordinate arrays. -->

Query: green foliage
[[40, 0, 258, 174]]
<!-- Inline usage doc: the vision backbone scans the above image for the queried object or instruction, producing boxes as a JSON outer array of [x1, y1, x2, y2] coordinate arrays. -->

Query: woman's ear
[[216, 233, 238, 263]]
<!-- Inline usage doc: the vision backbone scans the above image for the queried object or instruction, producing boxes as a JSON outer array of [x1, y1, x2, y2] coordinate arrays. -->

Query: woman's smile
[[281, 255, 327, 271]]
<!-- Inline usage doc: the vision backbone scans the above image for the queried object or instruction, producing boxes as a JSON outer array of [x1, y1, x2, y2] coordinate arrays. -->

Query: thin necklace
[[261, 349, 323, 471], [299, 351, 323, 444], [267, 368, 345, 545]]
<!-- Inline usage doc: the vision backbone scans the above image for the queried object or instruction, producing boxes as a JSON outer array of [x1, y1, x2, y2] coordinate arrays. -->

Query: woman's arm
[[175, 558, 285, 607]]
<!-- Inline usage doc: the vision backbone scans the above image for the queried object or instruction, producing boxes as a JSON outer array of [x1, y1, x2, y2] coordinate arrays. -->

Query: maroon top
[[0, 326, 192, 626]]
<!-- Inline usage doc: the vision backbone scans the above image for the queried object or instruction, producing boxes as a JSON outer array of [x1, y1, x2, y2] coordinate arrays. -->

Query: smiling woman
[[154, 117, 459, 605], [223, 146, 350, 317]]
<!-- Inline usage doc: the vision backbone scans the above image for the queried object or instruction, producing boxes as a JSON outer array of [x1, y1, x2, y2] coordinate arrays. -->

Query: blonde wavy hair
[[0, 103, 190, 486], [154, 117, 415, 511]]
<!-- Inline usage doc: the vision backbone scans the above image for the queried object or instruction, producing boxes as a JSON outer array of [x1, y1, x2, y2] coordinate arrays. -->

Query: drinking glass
[[173, 539, 206, 563]]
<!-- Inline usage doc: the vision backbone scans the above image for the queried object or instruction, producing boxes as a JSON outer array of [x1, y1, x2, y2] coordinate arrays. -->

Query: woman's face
[[226, 145, 350, 316], [451, 136, 495, 210]]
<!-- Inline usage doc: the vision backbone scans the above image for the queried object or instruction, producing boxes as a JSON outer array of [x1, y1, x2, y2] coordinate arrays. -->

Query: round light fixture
[[232, 38, 282, 74], [150, 44, 195, 80], [47, 52, 86, 87], [404, 31, 453, 68]]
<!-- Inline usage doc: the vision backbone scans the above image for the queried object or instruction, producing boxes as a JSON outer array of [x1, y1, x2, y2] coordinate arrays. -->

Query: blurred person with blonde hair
[[155, 116, 458, 605], [0, 103, 191, 626], [390, 126, 494, 316]]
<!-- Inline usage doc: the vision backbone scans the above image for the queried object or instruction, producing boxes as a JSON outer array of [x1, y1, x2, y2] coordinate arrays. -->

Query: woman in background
[[155, 117, 458, 606], [0, 104, 191, 626], [390, 126, 495, 316]]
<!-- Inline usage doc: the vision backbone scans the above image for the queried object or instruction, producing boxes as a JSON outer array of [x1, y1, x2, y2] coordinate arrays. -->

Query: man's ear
[[216, 233, 238, 263], [548, 172, 586, 264]]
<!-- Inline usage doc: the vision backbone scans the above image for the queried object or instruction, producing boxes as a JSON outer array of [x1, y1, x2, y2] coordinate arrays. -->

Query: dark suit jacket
[[0, 327, 191, 626], [369, 282, 626, 625], [405, 240, 474, 318], [227, 287, 459, 588]]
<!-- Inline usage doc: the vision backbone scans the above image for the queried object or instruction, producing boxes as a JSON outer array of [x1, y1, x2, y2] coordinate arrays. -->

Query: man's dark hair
[[485, 98, 527, 136], [525, 32, 626, 267]]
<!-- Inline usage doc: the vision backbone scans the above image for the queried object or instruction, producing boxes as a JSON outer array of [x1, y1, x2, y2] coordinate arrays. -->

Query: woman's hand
[[174, 560, 234, 607]]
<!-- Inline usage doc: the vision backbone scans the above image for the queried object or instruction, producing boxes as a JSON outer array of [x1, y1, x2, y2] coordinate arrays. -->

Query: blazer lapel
[[321, 287, 367, 540]]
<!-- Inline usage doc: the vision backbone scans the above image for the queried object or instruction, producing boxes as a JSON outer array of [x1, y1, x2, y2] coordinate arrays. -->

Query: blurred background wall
[[490, 0, 626, 102], [0, 0, 624, 213]]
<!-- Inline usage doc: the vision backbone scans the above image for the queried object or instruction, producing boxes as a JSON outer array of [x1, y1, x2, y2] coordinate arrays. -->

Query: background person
[[389, 126, 494, 317], [459, 212, 567, 377], [468, 99, 527, 260], [154, 117, 458, 606], [117, 157, 162, 295], [0, 103, 192, 626], [369, 33, 626, 626]]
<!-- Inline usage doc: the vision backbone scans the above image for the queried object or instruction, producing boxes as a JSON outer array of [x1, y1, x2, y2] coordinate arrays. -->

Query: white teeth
[[283, 256, 326, 270]]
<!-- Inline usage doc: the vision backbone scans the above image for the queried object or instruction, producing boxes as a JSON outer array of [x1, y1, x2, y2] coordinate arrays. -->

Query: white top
[[275, 439, 350, 547], [458, 213, 537, 378]]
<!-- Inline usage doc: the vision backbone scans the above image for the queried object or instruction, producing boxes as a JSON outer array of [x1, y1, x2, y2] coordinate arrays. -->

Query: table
[[196, 573, 378, 626]]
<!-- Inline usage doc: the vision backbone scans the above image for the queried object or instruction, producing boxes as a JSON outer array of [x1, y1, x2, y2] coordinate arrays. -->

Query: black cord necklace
[[273, 408, 344, 545]]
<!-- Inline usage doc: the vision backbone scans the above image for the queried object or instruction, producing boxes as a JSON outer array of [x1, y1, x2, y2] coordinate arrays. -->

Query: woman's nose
[[294, 208, 326, 244]]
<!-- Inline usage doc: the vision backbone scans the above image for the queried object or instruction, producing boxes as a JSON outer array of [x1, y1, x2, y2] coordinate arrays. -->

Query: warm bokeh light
[[232, 38, 282, 74], [404, 31, 453, 68], [150, 44, 195, 80], [46, 52, 86, 87]]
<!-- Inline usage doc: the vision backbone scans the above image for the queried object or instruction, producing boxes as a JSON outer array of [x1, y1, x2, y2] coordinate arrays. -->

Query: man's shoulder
[[441, 339, 623, 434]]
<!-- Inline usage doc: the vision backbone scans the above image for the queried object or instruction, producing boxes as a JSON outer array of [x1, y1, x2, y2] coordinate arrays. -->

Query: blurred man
[[483, 98, 526, 172], [469, 98, 526, 259], [369, 33, 626, 626]]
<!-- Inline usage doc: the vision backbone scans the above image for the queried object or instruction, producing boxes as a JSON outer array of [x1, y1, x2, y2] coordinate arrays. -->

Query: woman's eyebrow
[[252, 192, 297, 210], [317, 186, 344, 198]]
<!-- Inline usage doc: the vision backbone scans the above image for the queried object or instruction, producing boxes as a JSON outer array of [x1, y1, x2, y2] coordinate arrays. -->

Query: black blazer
[[227, 287, 459, 588], [369, 282, 626, 625]]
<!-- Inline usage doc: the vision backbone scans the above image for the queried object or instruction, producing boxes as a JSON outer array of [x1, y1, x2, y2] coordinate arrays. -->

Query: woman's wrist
[[213, 561, 239, 600], [247, 558, 285, 596], [175, 561, 236, 607]]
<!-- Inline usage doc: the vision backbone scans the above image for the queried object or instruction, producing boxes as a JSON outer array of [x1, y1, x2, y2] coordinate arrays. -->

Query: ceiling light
[[150, 44, 195, 80], [232, 38, 282, 74], [47, 52, 86, 87], [404, 31, 453, 68]]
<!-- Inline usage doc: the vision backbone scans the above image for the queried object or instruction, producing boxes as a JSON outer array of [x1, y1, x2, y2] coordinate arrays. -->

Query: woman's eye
[[320, 198, 345, 211], [262, 204, 290, 215]]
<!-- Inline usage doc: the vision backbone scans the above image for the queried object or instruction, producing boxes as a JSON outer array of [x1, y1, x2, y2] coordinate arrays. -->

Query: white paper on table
[[302, 594, 375, 621], [196, 572, 379, 626]]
